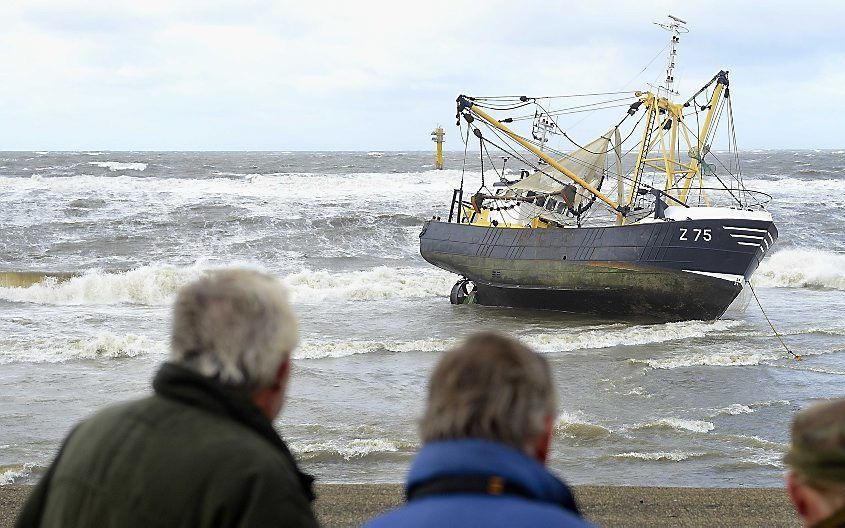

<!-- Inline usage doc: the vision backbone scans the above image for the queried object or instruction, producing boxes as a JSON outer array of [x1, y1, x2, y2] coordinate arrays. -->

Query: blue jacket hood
[[406, 439, 576, 507]]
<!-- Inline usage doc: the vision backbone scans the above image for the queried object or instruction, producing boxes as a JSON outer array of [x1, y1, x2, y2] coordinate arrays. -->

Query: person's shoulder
[[521, 500, 593, 527], [67, 396, 157, 439], [365, 495, 593, 528]]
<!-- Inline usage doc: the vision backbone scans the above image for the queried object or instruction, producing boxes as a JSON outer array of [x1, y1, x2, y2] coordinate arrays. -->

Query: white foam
[[0, 265, 208, 305], [755, 249, 845, 290], [0, 264, 458, 307], [744, 177, 845, 203], [726, 434, 789, 449], [87, 161, 147, 171], [295, 337, 449, 360], [296, 320, 742, 361], [289, 438, 403, 460], [1, 464, 33, 485], [738, 452, 785, 468], [626, 417, 715, 434], [0, 169, 468, 206], [0, 333, 165, 364], [787, 365, 845, 376], [634, 346, 783, 370], [556, 412, 613, 439], [614, 451, 707, 462], [283, 267, 455, 303], [526, 319, 741, 354], [715, 404, 754, 416], [626, 387, 653, 397]]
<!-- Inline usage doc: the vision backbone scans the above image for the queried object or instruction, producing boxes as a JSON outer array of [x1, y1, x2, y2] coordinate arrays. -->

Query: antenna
[[653, 14, 688, 100]]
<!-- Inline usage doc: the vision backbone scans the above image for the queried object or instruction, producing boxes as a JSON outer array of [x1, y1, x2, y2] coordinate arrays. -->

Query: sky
[[1, 0, 843, 150]]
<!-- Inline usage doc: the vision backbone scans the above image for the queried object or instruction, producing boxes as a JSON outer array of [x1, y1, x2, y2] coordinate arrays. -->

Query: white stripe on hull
[[682, 269, 744, 283], [729, 233, 766, 240], [723, 226, 769, 234]]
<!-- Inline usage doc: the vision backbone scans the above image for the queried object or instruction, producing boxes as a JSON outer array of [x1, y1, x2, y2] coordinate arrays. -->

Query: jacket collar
[[153, 362, 315, 501], [814, 504, 845, 528], [407, 439, 576, 508]]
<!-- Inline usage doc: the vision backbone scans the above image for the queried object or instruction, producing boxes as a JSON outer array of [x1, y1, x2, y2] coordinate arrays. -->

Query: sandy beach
[[0, 483, 799, 527]]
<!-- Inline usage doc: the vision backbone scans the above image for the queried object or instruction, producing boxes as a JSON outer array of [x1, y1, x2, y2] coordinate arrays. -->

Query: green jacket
[[16, 363, 318, 528]]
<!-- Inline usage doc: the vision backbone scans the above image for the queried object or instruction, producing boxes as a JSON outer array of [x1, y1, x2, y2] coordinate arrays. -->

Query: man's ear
[[534, 414, 555, 464], [274, 356, 291, 390], [786, 471, 809, 518]]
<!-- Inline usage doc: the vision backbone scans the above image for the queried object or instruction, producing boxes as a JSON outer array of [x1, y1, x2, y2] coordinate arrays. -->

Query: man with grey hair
[[366, 331, 591, 527], [17, 269, 318, 528], [785, 398, 845, 528]]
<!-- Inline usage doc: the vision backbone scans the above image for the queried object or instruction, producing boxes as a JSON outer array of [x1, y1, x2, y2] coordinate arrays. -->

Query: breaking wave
[[87, 161, 147, 171], [0, 463, 34, 485], [614, 451, 708, 462], [0, 265, 456, 306], [0, 265, 207, 305], [289, 438, 412, 461], [294, 337, 448, 360], [555, 412, 613, 440], [713, 404, 754, 416], [283, 267, 455, 303], [720, 453, 785, 470], [526, 319, 742, 354], [631, 345, 784, 370], [755, 249, 845, 290], [625, 418, 715, 434], [0, 169, 464, 204], [0, 333, 164, 364], [295, 320, 742, 360], [720, 434, 789, 450], [711, 400, 791, 418]]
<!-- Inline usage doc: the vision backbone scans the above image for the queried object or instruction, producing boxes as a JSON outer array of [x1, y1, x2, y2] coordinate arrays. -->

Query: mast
[[656, 14, 687, 101], [454, 14, 734, 220], [679, 71, 729, 202], [627, 15, 696, 214]]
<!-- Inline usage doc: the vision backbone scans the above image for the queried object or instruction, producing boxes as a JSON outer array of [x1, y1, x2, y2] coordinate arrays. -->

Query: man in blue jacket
[[366, 331, 592, 528]]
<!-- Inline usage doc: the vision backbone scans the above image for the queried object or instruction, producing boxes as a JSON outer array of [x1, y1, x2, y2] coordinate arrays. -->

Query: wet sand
[[0, 484, 798, 527]]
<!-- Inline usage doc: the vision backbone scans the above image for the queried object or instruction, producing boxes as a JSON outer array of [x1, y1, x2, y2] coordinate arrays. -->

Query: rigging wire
[[470, 91, 636, 101], [675, 106, 746, 207], [474, 117, 640, 220], [507, 97, 636, 121], [458, 67, 751, 222]]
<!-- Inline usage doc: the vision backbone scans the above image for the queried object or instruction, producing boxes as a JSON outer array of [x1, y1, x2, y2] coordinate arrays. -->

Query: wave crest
[[289, 438, 412, 461], [555, 412, 613, 440], [614, 451, 708, 462], [0, 266, 206, 305], [0, 265, 456, 306], [0, 333, 164, 364], [755, 249, 845, 290], [1, 464, 34, 485], [626, 417, 715, 434], [527, 319, 741, 354], [283, 267, 454, 303], [632, 347, 783, 370], [87, 161, 147, 171]]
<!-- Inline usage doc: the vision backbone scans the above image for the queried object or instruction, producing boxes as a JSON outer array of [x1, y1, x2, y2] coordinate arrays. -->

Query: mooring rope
[[747, 281, 801, 361]]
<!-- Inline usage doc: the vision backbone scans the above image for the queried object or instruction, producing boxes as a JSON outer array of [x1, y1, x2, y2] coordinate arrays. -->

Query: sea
[[1, 150, 844, 488]]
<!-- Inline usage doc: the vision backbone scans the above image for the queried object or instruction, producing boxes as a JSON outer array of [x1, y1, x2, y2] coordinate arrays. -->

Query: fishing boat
[[419, 16, 777, 321]]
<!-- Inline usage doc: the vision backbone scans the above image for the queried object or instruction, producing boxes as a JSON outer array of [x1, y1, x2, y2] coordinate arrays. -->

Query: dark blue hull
[[419, 217, 777, 321]]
